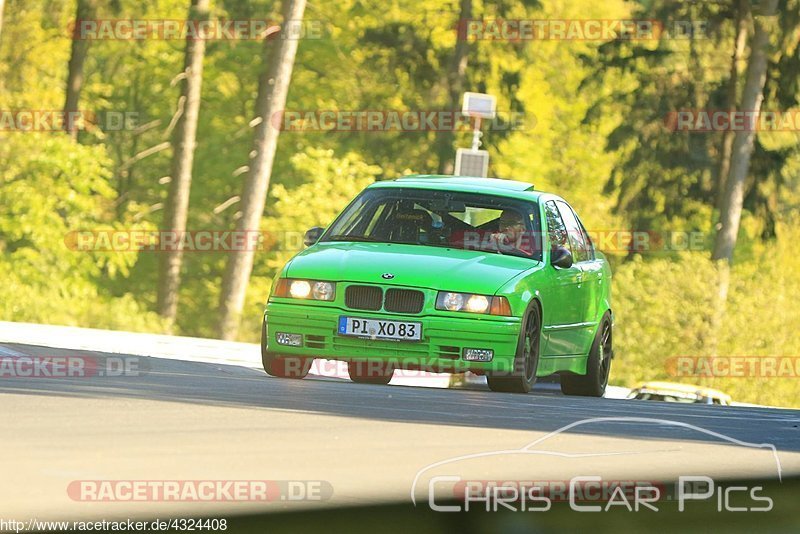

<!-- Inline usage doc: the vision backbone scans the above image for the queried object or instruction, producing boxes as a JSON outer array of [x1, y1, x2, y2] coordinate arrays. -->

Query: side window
[[544, 201, 570, 253], [573, 209, 595, 261], [556, 201, 589, 263]]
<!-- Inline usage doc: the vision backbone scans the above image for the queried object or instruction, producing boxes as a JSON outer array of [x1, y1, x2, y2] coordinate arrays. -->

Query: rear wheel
[[487, 303, 541, 394], [348, 360, 394, 385], [261, 319, 312, 379], [560, 313, 612, 397]]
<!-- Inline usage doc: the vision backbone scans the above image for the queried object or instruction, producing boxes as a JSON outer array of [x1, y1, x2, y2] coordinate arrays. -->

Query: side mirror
[[551, 246, 573, 269], [304, 227, 324, 247]]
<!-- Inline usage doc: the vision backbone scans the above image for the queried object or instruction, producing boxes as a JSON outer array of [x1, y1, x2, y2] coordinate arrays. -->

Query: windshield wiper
[[326, 234, 378, 243], [494, 247, 535, 259]]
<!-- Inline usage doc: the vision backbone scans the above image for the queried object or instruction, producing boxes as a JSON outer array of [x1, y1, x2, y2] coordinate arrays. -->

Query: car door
[[541, 200, 586, 357], [555, 200, 598, 356], [566, 203, 607, 331]]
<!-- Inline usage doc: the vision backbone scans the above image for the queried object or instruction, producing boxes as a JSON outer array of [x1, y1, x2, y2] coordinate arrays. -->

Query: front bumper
[[264, 300, 521, 373]]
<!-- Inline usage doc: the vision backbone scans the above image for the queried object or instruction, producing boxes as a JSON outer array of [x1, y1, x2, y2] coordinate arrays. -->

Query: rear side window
[[556, 201, 590, 263], [573, 209, 596, 261], [561, 203, 595, 261]]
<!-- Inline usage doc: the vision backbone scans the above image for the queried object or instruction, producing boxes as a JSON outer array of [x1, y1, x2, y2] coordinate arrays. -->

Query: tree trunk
[[64, 0, 95, 141], [712, 0, 779, 262], [715, 0, 749, 213], [435, 0, 471, 175], [156, 0, 210, 326], [217, 0, 307, 340], [0, 0, 6, 44]]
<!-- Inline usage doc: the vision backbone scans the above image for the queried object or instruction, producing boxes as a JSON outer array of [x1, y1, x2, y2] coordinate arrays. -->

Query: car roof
[[370, 175, 547, 201]]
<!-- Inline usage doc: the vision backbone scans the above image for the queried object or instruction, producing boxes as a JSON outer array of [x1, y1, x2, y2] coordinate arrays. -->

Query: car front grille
[[345, 285, 383, 311], [384, 288, 425, 314]]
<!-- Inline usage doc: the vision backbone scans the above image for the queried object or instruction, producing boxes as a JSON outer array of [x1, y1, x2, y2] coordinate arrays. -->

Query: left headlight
[[271, 278, 336, 301], [435, 291, 511, 316]]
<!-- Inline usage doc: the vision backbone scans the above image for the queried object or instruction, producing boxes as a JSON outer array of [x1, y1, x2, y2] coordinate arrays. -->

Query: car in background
[[627, 381, 732, 405], [261, 175, 613, 396]]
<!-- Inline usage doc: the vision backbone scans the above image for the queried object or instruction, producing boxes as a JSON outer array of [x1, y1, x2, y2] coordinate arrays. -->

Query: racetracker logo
[[667, 356, 800, 378], [0, 110, 139, 132], [458, 230, 707, 254], [64, 230, 272, 252], [0, 355, 147, 378], [666, 110, 800, 132], [69, 19, 324, 40], [271, 110, 533, 132], [67, 480, 333, 502], [456, 19, 708, 41]]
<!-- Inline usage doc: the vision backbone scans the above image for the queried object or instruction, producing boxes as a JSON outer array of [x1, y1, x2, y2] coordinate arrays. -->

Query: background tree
[[157, 0, 210, 326], [715, 0, 749, 212], [433, 0, 471, 175], [0, 0, 5, 44], [713, 0, 780, 262], [64, 0, 96, 140], [217, 0, 307, 340]]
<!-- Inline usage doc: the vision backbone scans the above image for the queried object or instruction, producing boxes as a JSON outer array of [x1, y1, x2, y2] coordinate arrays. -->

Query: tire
[[348, 360, 394, 385], [260, 318, 312, 379], [487, 303, 541, 394], [560, 312, 612, 397]]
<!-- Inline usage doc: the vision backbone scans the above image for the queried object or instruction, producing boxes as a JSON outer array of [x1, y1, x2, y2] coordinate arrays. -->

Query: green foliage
[[583, 0, 800, 240], [613, 226, 800, 407], [0, 133, 166, 331]]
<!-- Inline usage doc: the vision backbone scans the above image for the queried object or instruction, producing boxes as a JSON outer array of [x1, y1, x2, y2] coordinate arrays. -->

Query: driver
[[490, 210, 529, 254], [447, 208, 534, 256]]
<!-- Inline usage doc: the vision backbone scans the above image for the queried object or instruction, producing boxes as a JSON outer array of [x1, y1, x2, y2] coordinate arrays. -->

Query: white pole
[[471, 116, 482, 150]]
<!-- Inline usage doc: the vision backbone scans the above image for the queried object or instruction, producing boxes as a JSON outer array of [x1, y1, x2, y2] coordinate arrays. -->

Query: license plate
[[338, 316, 422, 342]]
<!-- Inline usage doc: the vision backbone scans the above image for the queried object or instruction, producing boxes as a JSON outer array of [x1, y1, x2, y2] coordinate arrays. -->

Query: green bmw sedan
[[261, 175, 613, 396]]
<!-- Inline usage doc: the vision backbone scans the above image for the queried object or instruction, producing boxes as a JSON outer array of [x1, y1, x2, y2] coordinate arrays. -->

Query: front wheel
[[560, 313, 612, 397], [487, 303, 541, 394], [261, 319, 312, 379]]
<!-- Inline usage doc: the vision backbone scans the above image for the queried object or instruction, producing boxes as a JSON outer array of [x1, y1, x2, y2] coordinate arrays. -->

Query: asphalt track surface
[[1, 340, 799, 523]]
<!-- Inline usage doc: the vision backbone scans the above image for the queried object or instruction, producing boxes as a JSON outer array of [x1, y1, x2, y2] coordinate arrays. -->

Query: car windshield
[[322, 187, 542, 261]]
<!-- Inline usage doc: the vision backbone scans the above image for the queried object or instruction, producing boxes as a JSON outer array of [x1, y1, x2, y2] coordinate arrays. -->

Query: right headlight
[[272, 278, 336, 301], [435, 292, 512, 316]]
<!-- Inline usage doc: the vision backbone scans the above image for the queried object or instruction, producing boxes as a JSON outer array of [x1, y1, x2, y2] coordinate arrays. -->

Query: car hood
[[286, 242, 541, 294]]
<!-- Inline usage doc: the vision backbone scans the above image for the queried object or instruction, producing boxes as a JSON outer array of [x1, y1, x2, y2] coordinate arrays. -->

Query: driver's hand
[[490, 233, 511, 247]]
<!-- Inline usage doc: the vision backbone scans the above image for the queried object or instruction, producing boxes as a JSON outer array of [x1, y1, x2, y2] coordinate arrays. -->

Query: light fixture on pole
[[454, 92, 496, 177]]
